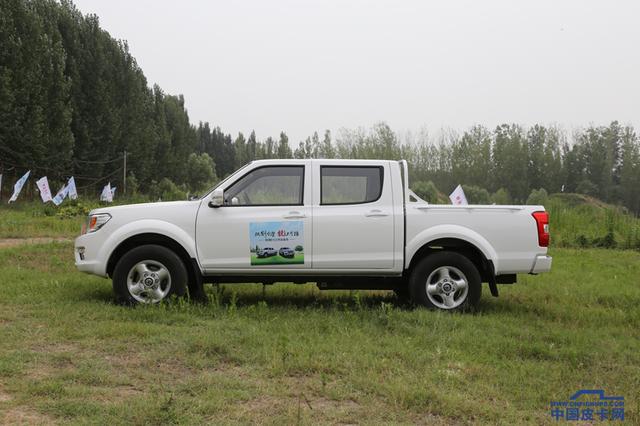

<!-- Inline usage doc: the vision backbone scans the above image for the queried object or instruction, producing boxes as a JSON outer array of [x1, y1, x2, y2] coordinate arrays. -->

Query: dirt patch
[[1, 406, 54, 425], [0, 237, 72, 249], [0, 386, 12, 402]]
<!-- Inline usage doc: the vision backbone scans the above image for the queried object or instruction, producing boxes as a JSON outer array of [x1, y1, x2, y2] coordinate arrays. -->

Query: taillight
[[532, 211, 549, 247]]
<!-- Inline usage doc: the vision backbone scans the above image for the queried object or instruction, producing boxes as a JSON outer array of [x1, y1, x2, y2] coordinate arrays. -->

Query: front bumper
[[530, 255, 552, 274], [74, 233, 108, 277]]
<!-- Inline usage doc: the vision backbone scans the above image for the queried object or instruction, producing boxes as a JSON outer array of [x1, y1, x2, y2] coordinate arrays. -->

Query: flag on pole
[[8, 170, 30, 203], [67, 177, 78, 200], [52, 184, 69, 206], [100, 182, 113, 202], [449, 184, 468, 205], [36, 176, 53, 203]]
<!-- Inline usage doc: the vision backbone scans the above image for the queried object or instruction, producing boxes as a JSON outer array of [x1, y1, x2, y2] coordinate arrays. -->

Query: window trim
[[221, 164, 305, 207], [320, 165, 384, 206]]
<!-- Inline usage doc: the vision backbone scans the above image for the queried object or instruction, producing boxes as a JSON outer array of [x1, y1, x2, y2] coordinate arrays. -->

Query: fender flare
[[405, 224, 498, 271]]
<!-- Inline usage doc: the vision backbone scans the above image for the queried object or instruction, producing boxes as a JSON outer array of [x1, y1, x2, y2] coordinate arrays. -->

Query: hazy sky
[[73, 0, 640, 144]]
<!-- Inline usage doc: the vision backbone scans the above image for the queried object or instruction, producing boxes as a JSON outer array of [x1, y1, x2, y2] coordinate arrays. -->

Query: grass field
[[251, 253, 305, 265], [0, 240, 638, 424]]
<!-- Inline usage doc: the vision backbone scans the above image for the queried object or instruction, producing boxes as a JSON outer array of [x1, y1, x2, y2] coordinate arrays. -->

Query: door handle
[[283, 211, 306, 219], [365, 209, 389, 217]]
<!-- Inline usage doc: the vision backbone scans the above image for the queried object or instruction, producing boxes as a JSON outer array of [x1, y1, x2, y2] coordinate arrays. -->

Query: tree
[[462, 185, 491, 204], [411, 181, 440, 203], [491, 188, 511, 205], [186, 152, 216, 192], [277, 132, 292, 158]]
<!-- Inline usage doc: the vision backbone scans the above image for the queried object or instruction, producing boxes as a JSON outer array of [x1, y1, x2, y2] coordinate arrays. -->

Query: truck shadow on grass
[[204, 287, 402, 311], [79, 281, 533, 314]]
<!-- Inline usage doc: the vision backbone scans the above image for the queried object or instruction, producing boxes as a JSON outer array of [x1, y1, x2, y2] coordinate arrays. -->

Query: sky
[[72, 0, 640, 144]]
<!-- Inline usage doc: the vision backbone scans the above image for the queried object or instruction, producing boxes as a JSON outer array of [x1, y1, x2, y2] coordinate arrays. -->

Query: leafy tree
[[411, 181, 440, 203], [187, 152, 216, 192], [277, 132, 292, 158]]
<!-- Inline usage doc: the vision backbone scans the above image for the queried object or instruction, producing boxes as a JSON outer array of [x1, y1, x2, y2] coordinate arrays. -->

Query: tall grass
[[546, 194, 640, 250]]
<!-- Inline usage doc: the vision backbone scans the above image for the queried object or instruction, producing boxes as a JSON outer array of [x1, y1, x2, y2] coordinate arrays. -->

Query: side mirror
[[208, 188, 224, 208]]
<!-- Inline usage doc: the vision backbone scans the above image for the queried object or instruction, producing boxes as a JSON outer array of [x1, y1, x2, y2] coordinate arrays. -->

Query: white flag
[[449, 184, 468, 206], [8, 170, 30, 203], [100, 182, 113, 202], [52, 184, 69, 206], [67, 177, 78, 200], [36, 176, 53, 203]]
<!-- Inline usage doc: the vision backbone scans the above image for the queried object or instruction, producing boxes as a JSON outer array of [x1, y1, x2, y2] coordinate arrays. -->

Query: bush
[[491, 188, 512, 205], [527, 188, 549, 205], [150, 178, 187, 201], [126, 173, 139, 195], [461, 185, 491, 204], [57, 200, 94, 218], [593, 230, 617, 249]]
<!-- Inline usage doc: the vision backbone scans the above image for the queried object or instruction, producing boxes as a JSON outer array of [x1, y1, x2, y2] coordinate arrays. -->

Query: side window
[[321, 166, 383, 205], [225, 166, 304, 206]]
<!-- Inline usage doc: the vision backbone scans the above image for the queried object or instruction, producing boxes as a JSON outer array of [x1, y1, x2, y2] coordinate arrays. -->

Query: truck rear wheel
[[409, 251, 481, 311], [112, 244, 188, 305]]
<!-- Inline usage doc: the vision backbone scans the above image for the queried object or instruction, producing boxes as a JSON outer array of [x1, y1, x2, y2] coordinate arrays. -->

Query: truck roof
[[249, 158, 396, 165]]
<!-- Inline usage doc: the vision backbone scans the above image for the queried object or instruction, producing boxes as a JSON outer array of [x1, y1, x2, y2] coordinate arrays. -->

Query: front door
[[196, 162, 312, 272]]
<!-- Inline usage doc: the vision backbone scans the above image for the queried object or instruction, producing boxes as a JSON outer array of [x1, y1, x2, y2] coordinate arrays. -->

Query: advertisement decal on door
[[250, 221, 304, 265]]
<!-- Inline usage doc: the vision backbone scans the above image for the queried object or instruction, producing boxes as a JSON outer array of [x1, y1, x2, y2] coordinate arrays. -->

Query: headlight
[[82, 213, 111, 234]]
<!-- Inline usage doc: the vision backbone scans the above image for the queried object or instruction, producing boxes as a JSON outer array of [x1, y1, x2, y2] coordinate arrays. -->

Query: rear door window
[[320, 166, 383, 205]]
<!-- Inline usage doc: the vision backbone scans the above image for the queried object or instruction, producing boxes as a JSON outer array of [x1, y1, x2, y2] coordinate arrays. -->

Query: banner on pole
[[67, 177, 77, 200], [36, 176, 53, 203], [449, 184, 468, 206], [8, 170, 30, 203], [52, 184, 69, 206], [100, 182, 113, 203]]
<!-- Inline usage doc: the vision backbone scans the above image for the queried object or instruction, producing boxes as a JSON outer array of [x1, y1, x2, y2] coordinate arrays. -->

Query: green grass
[[0, 206, 82, 239], [0, 242, 638, 424], [251, 253, 305, 265]]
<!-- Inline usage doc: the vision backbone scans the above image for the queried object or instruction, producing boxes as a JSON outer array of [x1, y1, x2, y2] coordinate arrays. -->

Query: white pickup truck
[[75, 159, 551, 311]]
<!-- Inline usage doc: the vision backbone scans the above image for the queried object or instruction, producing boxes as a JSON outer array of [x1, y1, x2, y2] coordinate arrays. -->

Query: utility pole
[[123, 150, 127, 196]]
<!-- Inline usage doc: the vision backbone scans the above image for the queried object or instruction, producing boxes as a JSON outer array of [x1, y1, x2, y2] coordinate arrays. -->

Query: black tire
[[112, 244, 188, 305], [409, 251, 481, 311]]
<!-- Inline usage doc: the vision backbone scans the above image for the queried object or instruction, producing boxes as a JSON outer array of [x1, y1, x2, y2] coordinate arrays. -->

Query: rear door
[[311, 161, 395, 269]]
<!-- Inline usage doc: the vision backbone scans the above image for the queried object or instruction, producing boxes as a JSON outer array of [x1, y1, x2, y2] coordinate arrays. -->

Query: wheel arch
[[106, 232, 207, 301], [106, 233, 196, 278], [406, 237, 495, 283]]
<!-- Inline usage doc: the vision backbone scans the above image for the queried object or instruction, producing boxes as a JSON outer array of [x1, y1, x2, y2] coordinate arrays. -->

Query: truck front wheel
[[112, 244, 188, 305], [409, 251, 481, 311]]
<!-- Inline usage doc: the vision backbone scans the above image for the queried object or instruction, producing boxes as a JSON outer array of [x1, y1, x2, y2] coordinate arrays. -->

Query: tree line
[[1, 0, 639, 214]]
